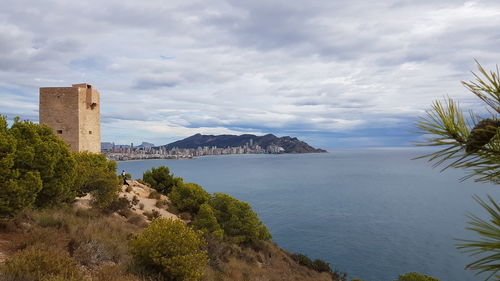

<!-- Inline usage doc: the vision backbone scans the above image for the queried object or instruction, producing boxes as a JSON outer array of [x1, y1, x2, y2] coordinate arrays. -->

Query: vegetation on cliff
[[0, 115, 120, 218]]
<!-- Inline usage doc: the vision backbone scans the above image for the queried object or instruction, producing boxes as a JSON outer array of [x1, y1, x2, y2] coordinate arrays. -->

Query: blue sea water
[[118, 148, 498, 281]]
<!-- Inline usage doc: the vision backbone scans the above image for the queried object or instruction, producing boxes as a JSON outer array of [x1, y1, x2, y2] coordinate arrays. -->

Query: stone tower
[[39, 83, 101, 153]]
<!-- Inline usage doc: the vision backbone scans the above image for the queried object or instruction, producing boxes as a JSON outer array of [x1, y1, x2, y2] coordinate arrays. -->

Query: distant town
[[102, 140, 286, 161]]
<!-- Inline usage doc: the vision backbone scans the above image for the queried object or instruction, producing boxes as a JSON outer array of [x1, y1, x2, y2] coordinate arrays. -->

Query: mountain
[[136, 142, 155, 148], [161, 133, 327, 153]]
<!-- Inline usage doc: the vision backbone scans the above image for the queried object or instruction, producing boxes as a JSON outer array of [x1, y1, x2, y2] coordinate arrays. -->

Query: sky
[[1, 0, 499, 149]]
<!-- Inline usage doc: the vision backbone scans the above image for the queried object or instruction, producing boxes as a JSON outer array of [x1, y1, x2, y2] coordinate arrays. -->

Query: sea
[[118, 148, 499, 281]]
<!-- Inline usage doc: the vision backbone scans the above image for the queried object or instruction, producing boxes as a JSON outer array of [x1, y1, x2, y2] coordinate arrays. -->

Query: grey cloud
[[0, 0, 499, 146], [133, 76, 181, 90]]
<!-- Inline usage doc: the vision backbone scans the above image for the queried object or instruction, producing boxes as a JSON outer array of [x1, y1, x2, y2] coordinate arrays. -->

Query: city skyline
[[1, 1, 500, 149]]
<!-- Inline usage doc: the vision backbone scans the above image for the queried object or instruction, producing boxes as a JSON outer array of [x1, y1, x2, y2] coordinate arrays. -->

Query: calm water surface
[[118, 148, 498, 281]]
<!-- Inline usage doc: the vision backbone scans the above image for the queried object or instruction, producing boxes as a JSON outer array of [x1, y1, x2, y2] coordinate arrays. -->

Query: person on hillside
[[121, 170, 130, 186]]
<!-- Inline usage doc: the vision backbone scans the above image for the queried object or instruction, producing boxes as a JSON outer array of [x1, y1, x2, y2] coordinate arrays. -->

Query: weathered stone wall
[[39, 84, 101, 153], [77, 86, 100, 153], [39, 87, 80, 151]]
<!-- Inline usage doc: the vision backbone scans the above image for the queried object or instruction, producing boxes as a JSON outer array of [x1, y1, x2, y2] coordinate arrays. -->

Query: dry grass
[[0, 180, 341, 281], [0, 207, 147, 281], [201, 238, 338, 281], [0, 245, 84, 281]]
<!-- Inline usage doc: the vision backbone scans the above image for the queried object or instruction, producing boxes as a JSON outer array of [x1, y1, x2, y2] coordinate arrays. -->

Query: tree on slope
[[415, 62, 500, 280], [0, 116, 78, 217]]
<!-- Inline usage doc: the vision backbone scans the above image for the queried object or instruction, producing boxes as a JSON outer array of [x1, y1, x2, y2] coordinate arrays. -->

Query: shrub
[[395, 272, 440, 281], [291, 253, 313, 268], [0, 116, 76, 217], [127, 214, 147, 227], [169, 183, 210, 214], [290, 253, 339, 276], [118, 208, 134, 218], [69, 216, 138, 269], [312, 258, 332, 273], [148, 191, 161, 200], [192, 203, 224, 240], [89, 170, 120, 209], [72, 152, 120, 209], [209, 193, 271, 244], [155, 199, 168, 209], [104, 197, 131, 214], [0, 172, 42, 218], [142, 166, 182, 194], [132, 195, 139, 205], [94, 265, 140, 281], [75, 208, 101, 219], [179, 212, 192, 221], [0, 246, 84, 281], [143, 209, 161, 220], [73, 239, 114, 267], [37, 214, 66, 229], [21, 227, 69, 252], [129, 218, 208, 281], [72, 152, 117, 196]]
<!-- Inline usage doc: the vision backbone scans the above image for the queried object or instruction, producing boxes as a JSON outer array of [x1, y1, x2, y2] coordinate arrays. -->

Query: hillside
[[162, 133, 327, 153], [0, 180, 342, 281]]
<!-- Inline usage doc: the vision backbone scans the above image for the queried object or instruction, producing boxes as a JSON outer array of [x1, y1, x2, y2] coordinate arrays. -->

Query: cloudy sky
[[1, 0, 499, 149]]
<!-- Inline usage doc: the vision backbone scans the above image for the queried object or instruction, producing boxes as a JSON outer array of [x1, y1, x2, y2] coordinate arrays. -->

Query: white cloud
[[0, 0, 499, 147]]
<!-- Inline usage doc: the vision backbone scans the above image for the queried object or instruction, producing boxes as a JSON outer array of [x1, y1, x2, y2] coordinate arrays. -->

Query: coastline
[[111, 150, 329, 162]]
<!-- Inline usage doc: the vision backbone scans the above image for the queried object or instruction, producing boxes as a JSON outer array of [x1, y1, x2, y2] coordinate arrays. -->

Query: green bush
[[169, 183, 210, 214], [89, 170, 120, 209], [395, 272, 440, 281], [0, 246, 84, 281], [290, 253, 341, 277], [291, 253, 314, 268], [192, 203, 224, 239], [312, 258, 332, 273], [72, 152, 117, 195], [155, 199, 168, 209], [129, 218, 208, 281], [103, 197, 131, 214], [0, 172, 42, 218], [142, 166, 182, 194], [148, 190, 161, 200], [0, 116, 76, 217], [72, 152, 120, 209], [209, 193, 271, 244]]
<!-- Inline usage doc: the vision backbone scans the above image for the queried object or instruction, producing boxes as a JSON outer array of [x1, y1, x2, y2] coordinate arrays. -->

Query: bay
[[118, 148, 498, 281]]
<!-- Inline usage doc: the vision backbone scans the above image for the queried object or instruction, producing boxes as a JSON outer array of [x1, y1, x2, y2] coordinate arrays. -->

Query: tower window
[[89, 131, 92, 134], [57, 130, 63, 134]]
